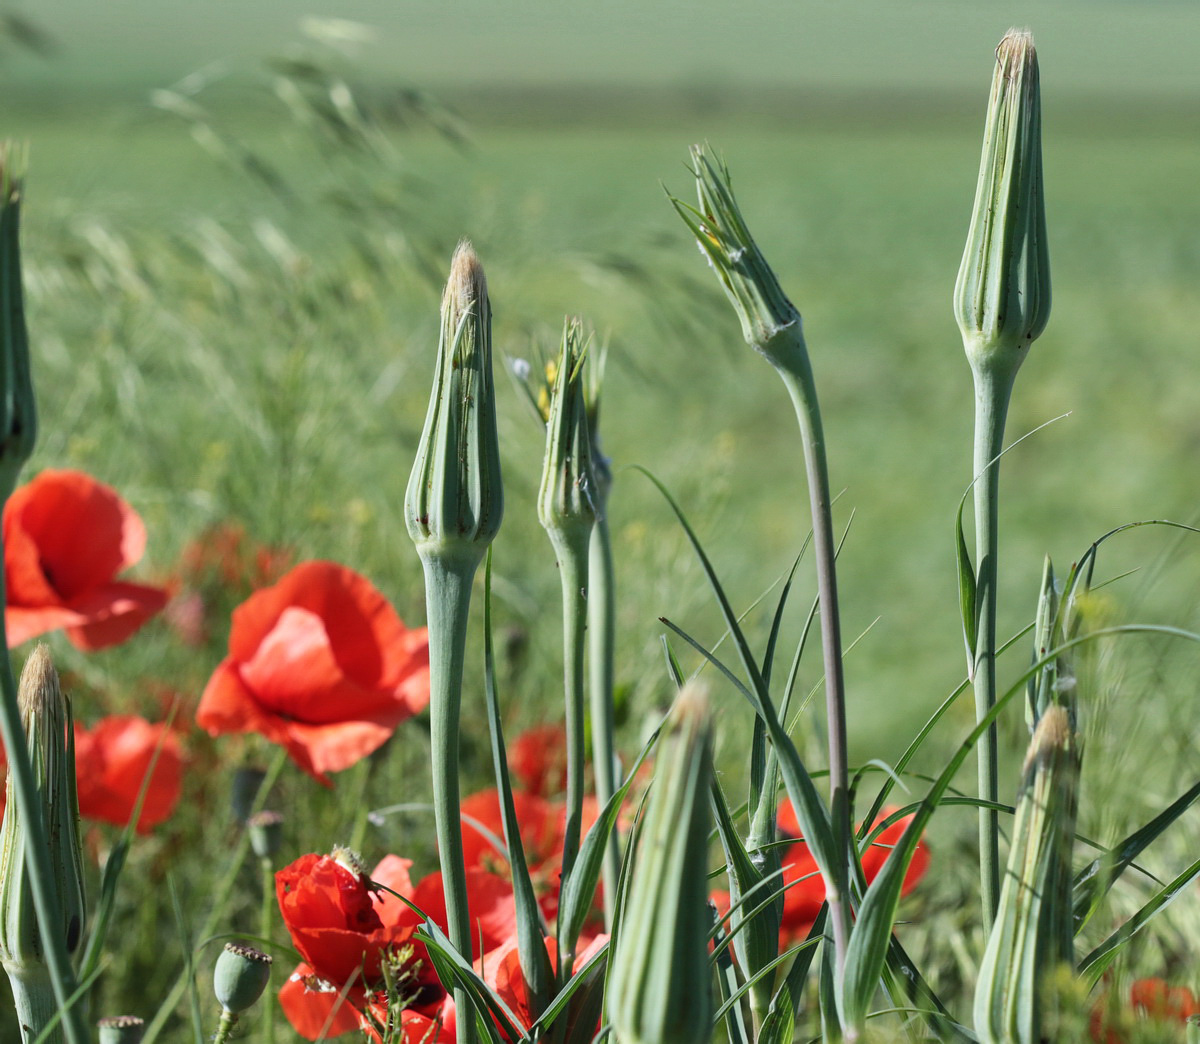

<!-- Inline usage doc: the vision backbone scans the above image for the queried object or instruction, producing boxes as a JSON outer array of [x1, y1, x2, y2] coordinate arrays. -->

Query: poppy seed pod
[[97, 1016, 145, 1044], [213, 942, 272, 1015], [608, 684, 714, 1044], [405, 241, 503, 570], [954, 29, 1051, 381]]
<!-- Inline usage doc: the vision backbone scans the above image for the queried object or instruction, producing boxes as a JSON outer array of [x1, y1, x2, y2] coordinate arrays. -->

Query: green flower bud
[[537, 318, 597, 559], [954, 29, 1051, 380], [230, 765, 266, 823], [97, 1016, 145, 1044], [0, 645, 87, 970], [974, 705, 1079, 1044], [0, 144, 38, 500], [213, 942, 272, 1015], [609, 684, 714, 1044], [406, 241, 503, 569]]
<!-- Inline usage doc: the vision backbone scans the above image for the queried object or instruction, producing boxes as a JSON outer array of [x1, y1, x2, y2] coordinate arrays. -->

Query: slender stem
[[258, 857, 275, 1044], [970, 368, 1014, 928], [420, 551, 479, 1044], [587, 512, 619, 930], [0, 546, 88, 1044], [213, 1009, 238, 1044], [776, 363, 852, 986], [141, 747, 288, 1043]]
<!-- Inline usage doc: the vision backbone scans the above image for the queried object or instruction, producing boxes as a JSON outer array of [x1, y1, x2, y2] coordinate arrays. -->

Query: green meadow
[[3, 4, 1200, 1036]]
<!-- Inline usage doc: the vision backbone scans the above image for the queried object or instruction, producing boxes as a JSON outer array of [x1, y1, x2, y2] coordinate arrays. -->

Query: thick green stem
[[5, 962, 62, 1043], [587, 513, 619, 930], [776, 363, 852, 990], [970, 368, 1014, 928], [0, 549, 88, 1044], [213, 1008, 238, 1044], [141, 747, 288, 1044], [420, 551, 479, 1044]]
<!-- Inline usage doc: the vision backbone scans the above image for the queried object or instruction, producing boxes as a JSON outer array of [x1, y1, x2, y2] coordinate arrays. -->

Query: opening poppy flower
[[196, 560, 430, 782], [73, 715, 185, 833], [3, 469, 168, 650]]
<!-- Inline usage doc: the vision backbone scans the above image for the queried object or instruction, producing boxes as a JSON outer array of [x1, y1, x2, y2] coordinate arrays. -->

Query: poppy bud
[[213, 942, 272, 1015], [0, 145, 37, 500], [537, 318, 598, 559], [97, 1015, 145, 1044], [954, 29, 1051, 381], [609, 684, 714, 1044], [405, 241, 503, 570]]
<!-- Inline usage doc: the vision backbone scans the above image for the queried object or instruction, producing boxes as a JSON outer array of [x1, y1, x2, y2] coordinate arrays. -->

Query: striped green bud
[[974, 705, 1079, 1044], [609, 684, 714, 1044], [0, 144, 38, 500], [954, 29, 1051, 381], [537, 318, 597, 559], [406, 241, 503, 569]]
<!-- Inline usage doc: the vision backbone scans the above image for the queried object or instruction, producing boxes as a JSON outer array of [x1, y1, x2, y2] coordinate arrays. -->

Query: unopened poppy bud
[[954, 29, 1051, 380], [213, 942, 272, 1015], [97, 1015, 145, 1044], [609, 684, 714, 1044], [406, 241, 503, 569], [230, 765, 266, 823], [537, 318, 598, 559], [0, 645, 87, 969], [0, 144, 37, 500], [247, 810, 284, 859], [670, 145, 806, 373]]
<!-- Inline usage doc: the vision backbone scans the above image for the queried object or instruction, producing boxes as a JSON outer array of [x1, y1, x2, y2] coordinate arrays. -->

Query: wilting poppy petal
[[197, 561, 430, 782], [3, 470, 166, 650]]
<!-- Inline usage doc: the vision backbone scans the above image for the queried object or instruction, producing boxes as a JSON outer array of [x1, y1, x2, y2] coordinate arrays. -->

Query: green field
[[3, 5, 1200, 1038]]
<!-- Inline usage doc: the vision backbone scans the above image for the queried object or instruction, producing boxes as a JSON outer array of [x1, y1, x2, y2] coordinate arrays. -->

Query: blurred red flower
[[195, 561, 430, 782], [508, 724, 568, 797], [1090, 977, 1200, 1043], [712, 801, 930, 946], [73, 715, 185, 833], [3, 469, 168, 650]]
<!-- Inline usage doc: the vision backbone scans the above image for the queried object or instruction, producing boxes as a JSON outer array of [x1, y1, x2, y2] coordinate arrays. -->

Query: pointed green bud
[[974, 705, 1079, 1044], [609, 684, 714, 1044], [670, 145, 806, 373], [954, 29, 1051, 381], [537, 318, 597, 559], [1026, 556, 1072, 730], [0, 144, 38, 500], [406, 241, 503, 569], [97, 1016, 145, 1044], [213, 942, 272, 1015], [0, 645, 87, 970]]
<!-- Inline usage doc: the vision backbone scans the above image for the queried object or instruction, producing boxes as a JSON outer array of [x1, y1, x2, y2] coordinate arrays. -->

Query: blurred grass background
[[2, 0, 1200, 1032]]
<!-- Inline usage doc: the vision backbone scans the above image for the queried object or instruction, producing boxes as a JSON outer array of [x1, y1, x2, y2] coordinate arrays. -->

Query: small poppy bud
[[609, 684, 714, 1044], [537, 318, 598, 558], [954, 29, 1051, 381], [97, 1015, 145, 1044], [405, 241, 503, 570], [213, 941, 273, 1015], [0, 145, 37, 499]]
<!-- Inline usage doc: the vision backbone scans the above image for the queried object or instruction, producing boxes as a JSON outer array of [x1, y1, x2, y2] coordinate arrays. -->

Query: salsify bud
[[97, 1016, 145, 1044], [0, 143, 38, 500], [213, 941, 272, 1014], [974, 705, 1079, 1044], [405, 241, 503, 569], [608, 684, 714, 1044], [0, 645, 87, 969], [537, 318, 597, 558], [954, 29, 1051, 380]]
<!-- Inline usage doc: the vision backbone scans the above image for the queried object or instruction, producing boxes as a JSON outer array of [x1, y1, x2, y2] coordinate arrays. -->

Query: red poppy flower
[[3, 469, 168, 650], [1090, 977, 1200, 1043], [196, 561, 430, 782], [508, 724, 568, 797], [73, 715, 185, 832]]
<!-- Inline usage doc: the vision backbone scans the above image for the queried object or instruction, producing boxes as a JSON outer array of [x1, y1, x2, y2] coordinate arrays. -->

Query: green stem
[[776, 363, 852, 989], [0, 549, 88, 1044], [259, 857, 275, 1044], [970, 368, 1014, 928], [141, 747, 288, 1044], [587, 512, 618, 931], [213, 1008, 238, 1044], [420, 551, 479, 1044], [4, 962, 62, 1043]]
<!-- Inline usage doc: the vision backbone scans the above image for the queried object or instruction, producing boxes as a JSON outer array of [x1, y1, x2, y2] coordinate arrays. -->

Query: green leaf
[[418, 919, 521, 1044], [955, 490, 978, 673]]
